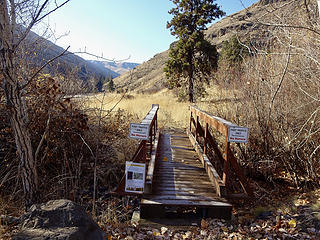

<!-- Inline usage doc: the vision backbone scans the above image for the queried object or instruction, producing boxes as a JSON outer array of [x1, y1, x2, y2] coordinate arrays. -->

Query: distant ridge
[[90, 60, 139, 75], [26, 30, 120, 82]]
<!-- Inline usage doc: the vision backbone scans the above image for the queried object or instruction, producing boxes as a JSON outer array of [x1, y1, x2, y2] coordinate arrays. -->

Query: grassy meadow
[[80, 86, 236, 129]]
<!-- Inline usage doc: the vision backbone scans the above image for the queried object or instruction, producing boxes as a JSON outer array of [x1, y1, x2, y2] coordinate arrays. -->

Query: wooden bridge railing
[[114, 104, 160, 195], [187, 105, 253, 198]]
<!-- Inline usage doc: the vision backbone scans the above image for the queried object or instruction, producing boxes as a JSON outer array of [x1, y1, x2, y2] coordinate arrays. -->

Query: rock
[[13, 199, 105, 240]]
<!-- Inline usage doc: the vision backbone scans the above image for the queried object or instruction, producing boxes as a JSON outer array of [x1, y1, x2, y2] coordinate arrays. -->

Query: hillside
[[112, 51, 169, 93], [90, 60, 139, 75], [27, 30, 120, 82], [112, 0, 292, 93]]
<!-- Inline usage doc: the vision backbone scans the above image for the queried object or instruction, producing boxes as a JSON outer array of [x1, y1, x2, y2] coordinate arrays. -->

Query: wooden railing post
[[155, 111, 158, 131], [142, 140, 147, 164], [149, 128, 153, 156], [196, 115, 199, 142], [204, 122, 208, 154], [154, 113, 157, 136], [190, 111, 193, 133], [223, 134, 230, 190]]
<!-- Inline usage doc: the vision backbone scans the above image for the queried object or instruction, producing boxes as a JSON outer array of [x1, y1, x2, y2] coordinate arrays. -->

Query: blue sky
[[43, 0, 257, 63]]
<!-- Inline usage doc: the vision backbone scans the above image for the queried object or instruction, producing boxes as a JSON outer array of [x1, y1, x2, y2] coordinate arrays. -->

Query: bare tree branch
[[35, 113, 51, 165], [20, 46, 70, 90], [267, 38, 292, 122], [14, 0, 71, 50], [71, 51, 131, 63]]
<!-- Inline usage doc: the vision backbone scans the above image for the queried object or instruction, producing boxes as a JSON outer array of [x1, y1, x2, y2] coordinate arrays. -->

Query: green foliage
[[220, 35, 248, 65], [108, 78, 115, 92], [94, 75, 114, 93], [96, 76, 104, 92], [164, 0, 224, 102]]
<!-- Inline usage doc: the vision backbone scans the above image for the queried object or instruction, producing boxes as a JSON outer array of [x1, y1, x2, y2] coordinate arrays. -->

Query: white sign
[[125, 161, 146, 193], [228, 126, 249, 143], [129, 123, 150, 140]]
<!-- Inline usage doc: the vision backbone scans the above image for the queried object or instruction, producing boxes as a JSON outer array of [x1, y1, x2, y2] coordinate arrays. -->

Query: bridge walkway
[[140, 129, 232, 219]]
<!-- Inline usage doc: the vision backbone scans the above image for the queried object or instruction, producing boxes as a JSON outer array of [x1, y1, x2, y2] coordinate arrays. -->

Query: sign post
[[228, 126, 249, 143], [125, 161, 146, 193]]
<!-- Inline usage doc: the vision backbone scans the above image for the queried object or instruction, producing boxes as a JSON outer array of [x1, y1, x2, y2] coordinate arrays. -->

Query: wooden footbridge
[[115, 104, 253, 220]]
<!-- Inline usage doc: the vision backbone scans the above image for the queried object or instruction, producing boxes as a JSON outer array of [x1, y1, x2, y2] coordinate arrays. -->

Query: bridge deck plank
[[140, 129, 232, 219]]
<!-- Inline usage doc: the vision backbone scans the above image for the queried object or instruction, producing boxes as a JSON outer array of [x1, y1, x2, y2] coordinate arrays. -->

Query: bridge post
[[155, 111, 158, 131], [204, 122, 208, 154], [142, 140, 147, 164], [189, 112, 193, 133], [196, 115, 200, 142], [223, 136, 230, 190], [149, 128, 153, 156]]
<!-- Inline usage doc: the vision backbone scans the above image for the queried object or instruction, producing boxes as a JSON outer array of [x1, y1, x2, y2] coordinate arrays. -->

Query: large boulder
[[13, 199, 105, 240]]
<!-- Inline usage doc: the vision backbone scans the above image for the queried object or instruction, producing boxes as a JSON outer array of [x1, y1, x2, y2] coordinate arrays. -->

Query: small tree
[[108, 78, 115, 92], [95, 75, 105, 92], [220, 35, 248, 66], [164, 0, 224, 102]]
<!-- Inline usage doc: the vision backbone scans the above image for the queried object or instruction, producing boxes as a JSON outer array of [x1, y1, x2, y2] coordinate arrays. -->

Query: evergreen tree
[[164, 0, 224, 102], [108, 78, 115, 92], [96, 75, 105, 92], [220, 35, 248, 65]]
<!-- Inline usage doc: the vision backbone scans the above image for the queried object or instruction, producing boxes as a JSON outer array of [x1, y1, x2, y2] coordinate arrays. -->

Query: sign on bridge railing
[[228, 126, 249, 143], [129, 123, 150, 140], [125, 162, 146, 193]]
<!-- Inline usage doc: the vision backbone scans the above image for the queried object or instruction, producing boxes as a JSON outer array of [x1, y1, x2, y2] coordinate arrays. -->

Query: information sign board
[[125, 161, 146, 193]]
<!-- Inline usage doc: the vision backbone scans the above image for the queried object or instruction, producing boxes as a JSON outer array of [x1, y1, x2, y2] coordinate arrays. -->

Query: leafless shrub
[[214, 0, 320, 188], [0, 74, 138, 212]]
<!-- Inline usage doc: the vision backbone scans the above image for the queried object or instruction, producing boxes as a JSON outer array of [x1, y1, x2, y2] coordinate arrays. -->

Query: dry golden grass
[[80, 85, 236, 129]]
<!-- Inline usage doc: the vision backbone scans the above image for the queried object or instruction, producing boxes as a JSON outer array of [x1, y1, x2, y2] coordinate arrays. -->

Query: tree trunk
[[4, 80, 39, 207], [1, 1, 38, 207], [188, 51, 194, 103], [1, 51, 39, 207], [188, 73, 194, 103]]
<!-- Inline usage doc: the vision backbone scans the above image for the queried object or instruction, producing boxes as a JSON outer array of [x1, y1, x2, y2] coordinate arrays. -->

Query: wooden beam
[[190, 105, 236, 136], [187, 129, 226, 197], [113, 104, 159, 195], [141, 105, 159, 125], [228, 151, 254, 197], [189, 105, 253, 198], [145, 129, 160, 194], [191, 117, 225, 166], [204, 122, 208, 154], [223, 136, 230, 187]]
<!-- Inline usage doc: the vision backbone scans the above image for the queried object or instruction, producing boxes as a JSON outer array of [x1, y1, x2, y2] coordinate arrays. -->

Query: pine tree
[[164, 0, 225, 102], [96, 75, 105, 92], [220, 35, 248, 65], [108, 78, 115, 92]]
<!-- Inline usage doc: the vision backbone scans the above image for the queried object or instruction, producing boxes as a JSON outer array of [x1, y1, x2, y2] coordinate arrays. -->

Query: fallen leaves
[[98, 189, 320, 239], [200, 218, 209, 229], [101, 214, 318, 239], [288, 219, 297, 228]]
